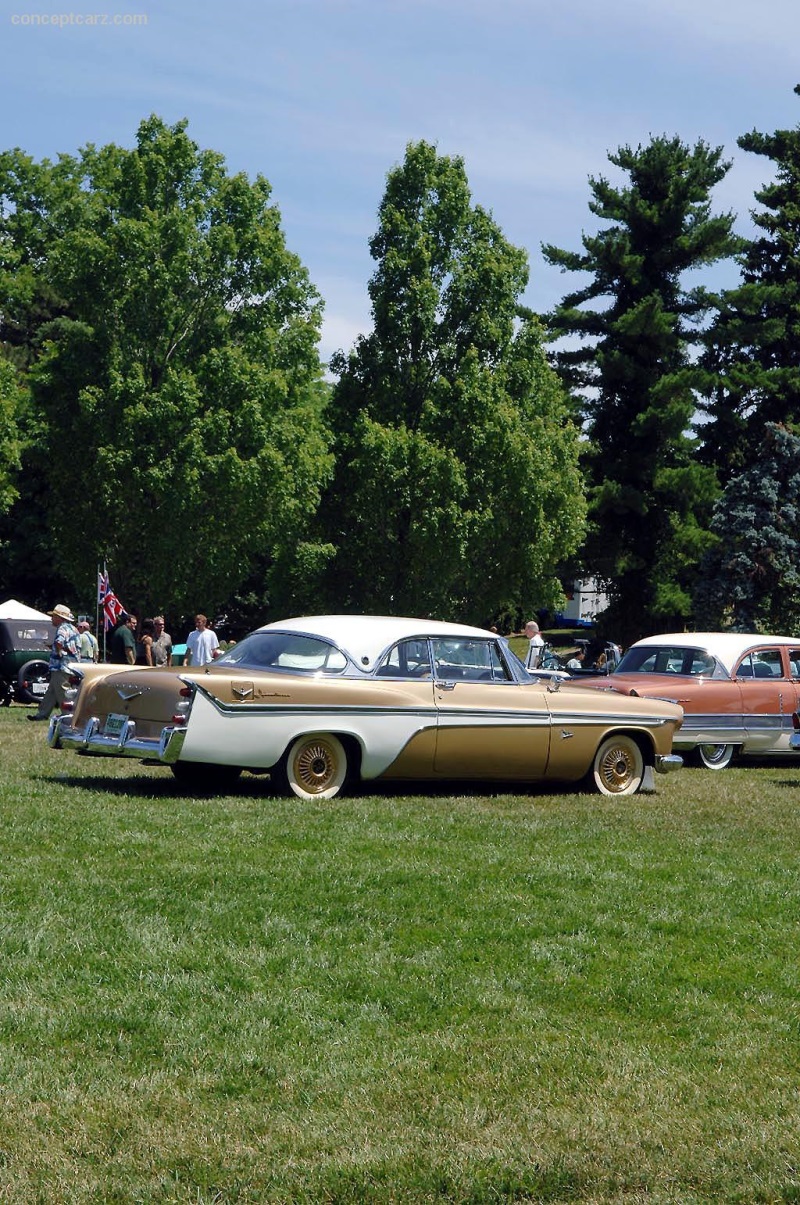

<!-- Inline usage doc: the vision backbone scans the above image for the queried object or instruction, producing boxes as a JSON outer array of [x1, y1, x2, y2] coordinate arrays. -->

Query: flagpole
[[95, 562, 102, 659]]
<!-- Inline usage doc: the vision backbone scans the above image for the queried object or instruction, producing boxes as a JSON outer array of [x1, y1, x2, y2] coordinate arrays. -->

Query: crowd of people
[[27, 604, 223, 720]]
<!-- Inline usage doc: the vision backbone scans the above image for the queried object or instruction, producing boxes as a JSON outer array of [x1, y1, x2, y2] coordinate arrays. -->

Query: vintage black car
[[0, 615, 51, 705]]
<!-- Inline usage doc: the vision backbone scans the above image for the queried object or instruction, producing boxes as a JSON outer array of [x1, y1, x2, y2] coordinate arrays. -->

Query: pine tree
[[694, 424, 800, 632], [699, 84, 800, 475], [543, 136, 738, 644]]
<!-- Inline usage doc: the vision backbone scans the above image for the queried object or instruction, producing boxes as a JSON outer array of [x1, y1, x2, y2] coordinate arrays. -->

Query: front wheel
[[589, 734, 644, 796], [692, 743, 736, 770], [279, 734, 349, 800]]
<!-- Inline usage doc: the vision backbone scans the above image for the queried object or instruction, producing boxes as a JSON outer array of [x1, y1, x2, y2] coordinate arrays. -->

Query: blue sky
[[3, 0, 800, 362]]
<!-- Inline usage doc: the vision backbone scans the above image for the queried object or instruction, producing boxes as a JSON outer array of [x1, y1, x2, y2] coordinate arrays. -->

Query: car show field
[[5, 704, 800, 1201]]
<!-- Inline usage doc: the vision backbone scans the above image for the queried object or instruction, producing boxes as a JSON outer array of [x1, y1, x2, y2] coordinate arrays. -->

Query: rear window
[[616, 645, 728, 678], [216, 631, 349, 674], [0, 621, 51, 651]]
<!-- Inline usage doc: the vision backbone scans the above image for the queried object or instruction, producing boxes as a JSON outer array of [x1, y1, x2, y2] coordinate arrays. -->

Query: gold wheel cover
[[294, 739, 339, 794], [598, 742, 637, 793]]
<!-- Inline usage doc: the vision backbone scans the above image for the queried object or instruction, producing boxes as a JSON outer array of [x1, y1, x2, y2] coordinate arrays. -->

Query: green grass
[[2, 706, 800, 1202]]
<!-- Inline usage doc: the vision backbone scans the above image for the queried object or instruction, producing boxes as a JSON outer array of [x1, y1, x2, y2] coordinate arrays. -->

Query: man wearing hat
[[77, 619, 99, 663], [28, 604, 81, 721]]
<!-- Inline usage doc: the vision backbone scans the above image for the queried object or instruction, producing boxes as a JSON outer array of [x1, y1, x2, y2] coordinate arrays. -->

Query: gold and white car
[[48, 615, 683, 798]]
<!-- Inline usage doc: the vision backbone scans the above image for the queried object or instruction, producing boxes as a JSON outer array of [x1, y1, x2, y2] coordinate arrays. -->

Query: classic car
[[47, 615, 683, 798], [0, 611, 52, 705], [579, 631, 800, 769]]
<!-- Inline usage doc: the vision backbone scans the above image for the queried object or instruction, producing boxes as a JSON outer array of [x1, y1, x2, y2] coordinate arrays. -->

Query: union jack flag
[[97, 571, 125, 631]]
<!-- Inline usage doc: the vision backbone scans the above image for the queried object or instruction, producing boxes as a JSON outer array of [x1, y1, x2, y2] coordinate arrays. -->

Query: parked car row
[[24, 614, 800, 795]]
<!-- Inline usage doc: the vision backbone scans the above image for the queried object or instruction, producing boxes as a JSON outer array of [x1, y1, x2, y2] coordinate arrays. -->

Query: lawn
[[2, 705, 800, 1202]]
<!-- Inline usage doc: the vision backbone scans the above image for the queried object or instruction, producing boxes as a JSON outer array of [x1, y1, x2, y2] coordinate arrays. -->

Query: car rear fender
[[178, 682, 433, 779]]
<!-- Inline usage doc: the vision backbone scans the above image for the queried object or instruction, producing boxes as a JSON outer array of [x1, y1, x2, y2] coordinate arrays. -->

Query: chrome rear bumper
[[48, 713, 186, 763], [655, 754, 683, 774]]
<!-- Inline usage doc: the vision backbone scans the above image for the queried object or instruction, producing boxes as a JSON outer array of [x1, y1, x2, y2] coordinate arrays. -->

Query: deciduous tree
[[0, 117, 331, 616], [319, 141, 585, 624]]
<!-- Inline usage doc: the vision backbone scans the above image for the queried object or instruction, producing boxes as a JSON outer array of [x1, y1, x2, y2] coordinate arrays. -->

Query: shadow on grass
[[34, 766, 576, 802]]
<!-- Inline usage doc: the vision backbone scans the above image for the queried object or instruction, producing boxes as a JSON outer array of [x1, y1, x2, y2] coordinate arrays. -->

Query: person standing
[[185, 613, 220, 667], [77, 620, 99, 663], [524, 620, 545, 670], [152, 615, 173, 667], [110, 613, 137, 665], [135, 617, 156, 666], [28, 604, 81, 720]]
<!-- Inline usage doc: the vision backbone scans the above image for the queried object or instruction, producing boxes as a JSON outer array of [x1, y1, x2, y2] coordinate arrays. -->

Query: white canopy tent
[[0, 599, 52, 622]]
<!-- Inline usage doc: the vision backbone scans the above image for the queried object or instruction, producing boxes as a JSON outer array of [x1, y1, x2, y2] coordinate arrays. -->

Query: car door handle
[[436, 681, 456, 691]]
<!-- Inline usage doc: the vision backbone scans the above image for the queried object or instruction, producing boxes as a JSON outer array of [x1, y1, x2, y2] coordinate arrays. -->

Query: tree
[[0, 116, 332, 616], [543, 136, 739, 645], [694, 423, 800, 632], [318, 141, 586, 624], [0, 358, 23, 518], [698, 85, 800, 475]]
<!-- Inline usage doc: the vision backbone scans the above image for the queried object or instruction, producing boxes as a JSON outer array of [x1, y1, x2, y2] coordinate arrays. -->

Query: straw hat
[[50, 604, 76, 622]]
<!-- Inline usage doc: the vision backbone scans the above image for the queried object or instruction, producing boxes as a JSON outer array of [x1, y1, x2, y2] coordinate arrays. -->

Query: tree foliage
[[694, 423, 800, 632], [543, 135, 739, 644], [0, 358, 23, 518], [0, 116, 331, 616], [699, 85, 800, 475], [318, 141, 585, 624]]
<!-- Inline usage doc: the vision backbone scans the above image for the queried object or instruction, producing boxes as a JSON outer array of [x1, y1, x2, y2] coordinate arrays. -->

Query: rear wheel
[[170, 762, 242, 792], [17, 660, 50, 705], [693, 743, 736, 770], [589, 734, 644, 796], [279, 734, 349, 800]]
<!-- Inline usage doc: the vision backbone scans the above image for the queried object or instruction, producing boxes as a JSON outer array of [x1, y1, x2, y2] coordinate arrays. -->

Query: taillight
[[172, 685, 194, 725]]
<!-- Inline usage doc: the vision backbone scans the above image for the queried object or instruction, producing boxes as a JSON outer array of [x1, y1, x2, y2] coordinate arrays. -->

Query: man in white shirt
[[184, 614, 220, 667], [524, 620, 545, 669]]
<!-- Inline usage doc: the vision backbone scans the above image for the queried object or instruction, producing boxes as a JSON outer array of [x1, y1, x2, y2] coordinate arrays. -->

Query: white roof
[[257, 614, 496, 669], [0, 599, 52, 622], [630, 631, 800, 674]]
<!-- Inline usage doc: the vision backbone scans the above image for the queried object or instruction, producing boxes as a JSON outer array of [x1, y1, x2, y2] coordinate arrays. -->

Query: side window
[[738, 650, 784, 679], [375, 639, 432, 679], [753, 649, 785, 678], [789, 649, 800, 678], [430, 638, 511, 682]]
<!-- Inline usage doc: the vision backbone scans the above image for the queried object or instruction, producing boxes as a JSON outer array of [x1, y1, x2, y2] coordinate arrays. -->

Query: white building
[[560, 579, 608, 624]]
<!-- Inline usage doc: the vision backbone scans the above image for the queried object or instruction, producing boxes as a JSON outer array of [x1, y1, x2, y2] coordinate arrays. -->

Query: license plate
[[104, 713, 127, 737], [31, 683, 47, 696]]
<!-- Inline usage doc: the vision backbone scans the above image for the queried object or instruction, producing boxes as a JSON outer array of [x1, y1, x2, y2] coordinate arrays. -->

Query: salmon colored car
[[47, 615, 683, 798], [580, 631, 800, 769]]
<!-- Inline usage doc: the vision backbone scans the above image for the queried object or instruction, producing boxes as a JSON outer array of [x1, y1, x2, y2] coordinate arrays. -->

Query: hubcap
[[599, 744, 635, 792], [700, 743, 728, 766], [295, 741, 336, 793]]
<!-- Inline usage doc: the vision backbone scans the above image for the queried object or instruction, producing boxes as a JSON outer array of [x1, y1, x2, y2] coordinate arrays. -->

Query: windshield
[[615, 645, 728, 679], [215, 631, 350, 674]]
